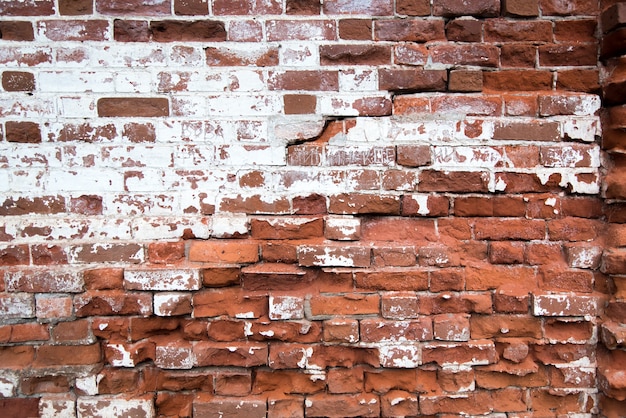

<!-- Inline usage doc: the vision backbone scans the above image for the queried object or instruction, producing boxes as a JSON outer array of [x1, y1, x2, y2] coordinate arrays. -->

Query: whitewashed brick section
[[38, 71, 115, 93], [279, 42, 320, 66], [325, 217, 361, 240], [0, 96, 56, 118], [40, 395, 77, 418], [533, 294, 601, 318], [269, 295, 304, 320], [562, 118, 601, 142], [0, 371, 18, 397], [379, 345, 422, 368], [77, 396, 154, 418], [207, 95, 282, 116], [124, 269, 201, 291], [115, 71, 153, 93], [155, 344, 195, 369], [0, 293, 35, 319], [57, 96, 97, 118], [131, 216, 211, 240], [89, 44, 167, 67], [154, 293, 192, 316], [432, 146, 504, 168], [211, 214, 249, 238], [339, 69, 378, 92]]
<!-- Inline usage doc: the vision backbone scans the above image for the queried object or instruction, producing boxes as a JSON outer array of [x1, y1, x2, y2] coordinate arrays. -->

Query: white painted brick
[[207, 94, 282, 116], [339, 69, 378, 92], [58, 96, 97, 118], [77, 396, 154, 418], [216, 144, 286, 166], [8, 169, 46, 192], [0, 170, 9, 192], [273, 116, 326, 142], [105, 193, 178, 216], [40, 395, 77, 418], [279, 42, 320, 67], [211, 214, 249, 238], [269, 295, 304, 320], [171, 95, 209, 118], [0, 371, 18, 397], [131, 216, 212, 240], [0, 293, 35, 319], [38, 71, 115, 93], [432, 146, 504, 168], [4, 217, 132, 243], [90, 44, 167, 67], [101, 145, 174, 169], [344, 117, 390, 142], [156, 120, 215, 143], [155, 344, 195, 369], [379, 344, 422, 368], [1, 144, 63, 168], [173, 144, 215, 167], [0, 96, 56, 118], [562, 118, 601, 142], [124, 268, 201, 291], [45, 168, 124, 193], [0, 46, 53, 67], [154, 293, 192, 316], [325, 217, 361, 240], [115, 71, 153, 93]]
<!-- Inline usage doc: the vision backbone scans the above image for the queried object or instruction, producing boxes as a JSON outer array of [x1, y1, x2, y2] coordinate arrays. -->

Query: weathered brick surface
[[0, 0, 619, 416]]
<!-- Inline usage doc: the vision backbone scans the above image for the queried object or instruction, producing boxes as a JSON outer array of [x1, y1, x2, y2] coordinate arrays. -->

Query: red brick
[[98, 97, 169, 117], [2, 71, 35, 91], [539, 43, 598, 67], [361, 218, 437, 242], [421, 292, 493, 314], [402, 194, 449, 217], [430, 268, 465, 292], [251, 217, 323, 240], [448, 69, 483, 92], [327, 367, 365, 394], [547, 217, 600, 241], [471, 314, 542, 338], [254, 370, 323, 394], [431, 95, 502, 116], [75, 290, 151, 317], [193, 396, 266, 418], [97, 0, 171, 15], [379, 69, 447, 91], [306, 393, 380, 417], [5, 121, 41, 143], [454, 196, 525, 217], [372, 246, 416, 267], [466, 264, 536, 290], [433, 313, 470, 341], [375, 18, 445, 42], [533, 293, 602, 317], [0, 245, 29, 266], [433, 0, 500, 16], [490, 241, 525, 264], [419, 170, 490, 192], [69, 243, 143, 264], [287, 0, 321, 14], [310, 294, 379, 317], [284, 94, 317, 114], [475, 218, 545, 240], [539, 93, 601, 116], [213, 0, 281, 14], [555, 19, 597, 42], [112, 20, 147, 42], [501, 44, 536, 68], [188, 240, 259, 263], [503, 0, 538, 16], [269, 70, 338, 91], [218, 194, 290, 214], [430, 44, 499, 67], [83, 267, 123, 290], [361, 318, 432, 342], [484, 70, 553, 91], [173, 0, 207, 14], [485, 19, 552, 42], [215, 371, 252, 396], [540, 0, 598, 16], [397, 0, 431, 15], [34, 344, 101, 367], [0, 0, 54, 15], [540, 265, 596, 292], [422, 341, 497, 367], [329, 193, 400, 215], [193, 288, 266, 318], [320, 44, 390, 65], [0, 21, 34, 40], [381, 292, 420, 319], [194, 342, 268, 367], [446, 17, 482, 41], [324, 318, 359, 343], [503, 93, 539, 116], [355, 269, 428, 291], [338, 19, 373, 40]]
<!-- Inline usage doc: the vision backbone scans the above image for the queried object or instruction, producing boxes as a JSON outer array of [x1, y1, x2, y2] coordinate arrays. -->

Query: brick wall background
[[0, 0, 624, 416]]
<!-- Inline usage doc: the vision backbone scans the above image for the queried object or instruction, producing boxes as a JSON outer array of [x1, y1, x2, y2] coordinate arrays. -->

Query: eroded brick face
[[0, 0, 623, 416]]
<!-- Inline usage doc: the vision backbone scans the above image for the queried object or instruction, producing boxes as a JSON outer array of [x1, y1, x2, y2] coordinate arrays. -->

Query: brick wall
[[0, 0, 623, 416]]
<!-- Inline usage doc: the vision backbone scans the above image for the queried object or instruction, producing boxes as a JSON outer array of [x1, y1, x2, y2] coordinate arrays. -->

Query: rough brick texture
[[0, 0, 622, 416]]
